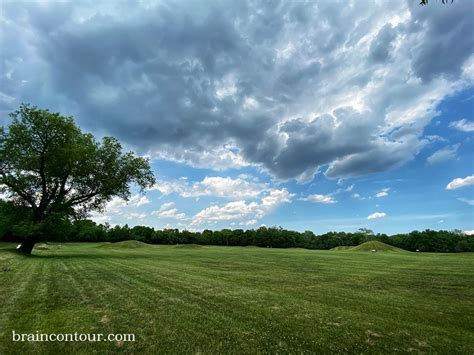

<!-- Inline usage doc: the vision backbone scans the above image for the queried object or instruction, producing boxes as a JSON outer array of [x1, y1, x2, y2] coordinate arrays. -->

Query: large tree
[[0, 104, 155, 254]]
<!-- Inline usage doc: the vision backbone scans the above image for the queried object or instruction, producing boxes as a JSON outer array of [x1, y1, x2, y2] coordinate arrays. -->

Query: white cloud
[[105, 194, 150, 212], [243, 96, 259, 110], [156, 209, 187, 220], [375, 188, 390, 198], [449, 119, 474, 132], [151, 146, 250, 171], [149, 180, 186, 196], [215, 74, 238, 99], [192, 201, 260, 223], [463, 230, 474, 236], [150, 176, 272, 199], [125, 212, 146, 220], [458, 198, 474, 206], [152, 202, 187, 220], [89, 194, 150, 224], [367, 212, 386, 220], [158, 202, 176, 212], [446, 175, 474, 190], [192, 189, 293, 225], [128, 195, 150, 207], [0, 190, 10, 201], [304, 194, 336, 204], [239, 219, 258, 226], [261, 189, 293, 207], [427, 144, 459, 165], [104, 197, 128, 213], [90, 213, 111, 224]]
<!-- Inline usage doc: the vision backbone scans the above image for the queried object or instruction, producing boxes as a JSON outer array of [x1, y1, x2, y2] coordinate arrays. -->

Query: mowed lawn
[[0, 242, 473, 354]]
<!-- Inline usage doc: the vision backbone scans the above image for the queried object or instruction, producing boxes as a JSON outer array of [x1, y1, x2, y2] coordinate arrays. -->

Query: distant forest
[[1, 203, 472, 253]]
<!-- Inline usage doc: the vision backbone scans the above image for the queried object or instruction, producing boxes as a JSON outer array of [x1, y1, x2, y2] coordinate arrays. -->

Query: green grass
[[0, 243, 473, 354]]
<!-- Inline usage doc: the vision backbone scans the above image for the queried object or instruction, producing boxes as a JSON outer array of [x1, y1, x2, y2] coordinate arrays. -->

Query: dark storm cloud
[[248, 108, 376, 180], [408, 0, 474, 82], [325, 135, 426, 179], [1, 0, 473, 182], [369, 24, 397, 63]]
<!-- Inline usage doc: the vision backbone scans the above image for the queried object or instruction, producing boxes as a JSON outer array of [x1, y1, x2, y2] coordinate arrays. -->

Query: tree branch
[[2, 180, 37, 209]]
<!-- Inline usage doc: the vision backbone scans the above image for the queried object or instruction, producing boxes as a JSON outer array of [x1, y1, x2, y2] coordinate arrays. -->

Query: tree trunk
[[17, 237, 37, 255], [18, 210, 44, 254]]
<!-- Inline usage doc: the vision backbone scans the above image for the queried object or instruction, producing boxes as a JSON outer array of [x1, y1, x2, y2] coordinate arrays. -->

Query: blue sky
[[1, 0, 473, 234]]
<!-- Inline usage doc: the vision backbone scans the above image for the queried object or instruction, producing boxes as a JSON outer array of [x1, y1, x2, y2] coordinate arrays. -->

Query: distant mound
[[99, 240, 151, 249], [351, 240, 405, 253], [34, 243, 49, 250], [173, 244, 203, 249], [330, 246, 353, 251]]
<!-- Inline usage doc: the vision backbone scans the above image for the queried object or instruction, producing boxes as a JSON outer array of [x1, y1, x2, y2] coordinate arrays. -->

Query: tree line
[[1, 105, 471, 254], [0, 205, 472, 253]]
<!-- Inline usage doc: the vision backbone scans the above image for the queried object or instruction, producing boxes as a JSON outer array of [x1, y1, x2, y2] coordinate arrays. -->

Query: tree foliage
[[1, 214, 472, 253], [0, 104, 155, 253]]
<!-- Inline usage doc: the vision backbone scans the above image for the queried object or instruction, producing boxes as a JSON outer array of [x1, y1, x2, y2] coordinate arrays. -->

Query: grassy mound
[[173, 244, 203, 249], [351, 240, 405, 253], [99, 240, 152, 249], [34, 243, 49, 250], [330, 246, 353, 251]]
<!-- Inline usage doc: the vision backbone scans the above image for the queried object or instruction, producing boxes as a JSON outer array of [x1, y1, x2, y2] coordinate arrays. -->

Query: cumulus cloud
[[192, 189, 293, 225], [157, 202, 175, 212], [304, 194, 336, 204], [151, 202, 187, 220], [240, 219, 258, 226], [90, 213, 111, 224], [446, 175, 474, 190], [88, 193, 149, 224], [449, 119, 474, 132], [464, 230, 474, 236], [1, 0, 473, 182], [367, 212, 386, 220], [128, 195, 150, 207], [426, 144, 459, 164], [150, 175, 272, 199], [101, 194, 149, 212]]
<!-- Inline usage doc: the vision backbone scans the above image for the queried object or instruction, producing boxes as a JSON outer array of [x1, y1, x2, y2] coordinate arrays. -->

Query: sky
[[1, 0, 473, 234]]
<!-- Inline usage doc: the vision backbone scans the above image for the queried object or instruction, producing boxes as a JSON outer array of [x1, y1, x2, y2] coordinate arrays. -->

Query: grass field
[[0, 242, 473, 354]]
